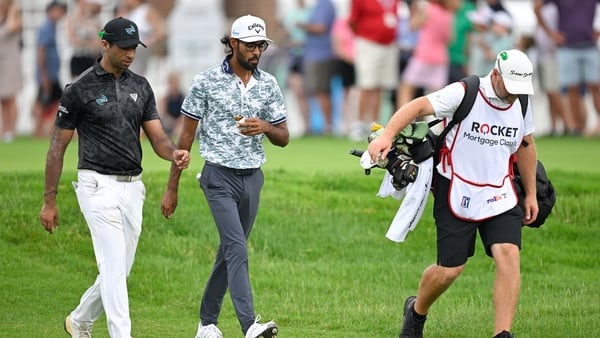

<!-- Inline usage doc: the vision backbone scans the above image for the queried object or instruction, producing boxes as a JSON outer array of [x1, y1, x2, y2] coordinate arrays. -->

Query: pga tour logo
[[461, 196, 470, 208]]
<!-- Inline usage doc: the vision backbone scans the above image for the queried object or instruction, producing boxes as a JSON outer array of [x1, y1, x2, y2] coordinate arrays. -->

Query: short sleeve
[[180, 74, 204, 121], [425, 82, 466, 119], [523, 96, 535, 136], [55, 84, 79, 130], [263, 76, 287, 124]]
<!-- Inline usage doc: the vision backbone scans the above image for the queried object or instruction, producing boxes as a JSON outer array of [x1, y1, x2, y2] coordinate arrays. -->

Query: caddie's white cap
[[231, 15, 273, 43], [495, 49, 534, 95]]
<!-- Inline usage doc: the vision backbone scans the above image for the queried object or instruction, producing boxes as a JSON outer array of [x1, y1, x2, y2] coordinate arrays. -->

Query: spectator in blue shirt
[[297, 0, 337, 135], [32, 0, 67, 138]]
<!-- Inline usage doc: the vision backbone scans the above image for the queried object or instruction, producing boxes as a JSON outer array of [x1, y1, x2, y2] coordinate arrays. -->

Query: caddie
[[367, 49, 538, 338]]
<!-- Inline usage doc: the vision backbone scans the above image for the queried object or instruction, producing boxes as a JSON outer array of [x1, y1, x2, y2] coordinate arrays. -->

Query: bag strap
[[434, 76, 529, 151], [517, 94, 530, 147], [518, 94, 528, 117], [433, 75, 480, 153]]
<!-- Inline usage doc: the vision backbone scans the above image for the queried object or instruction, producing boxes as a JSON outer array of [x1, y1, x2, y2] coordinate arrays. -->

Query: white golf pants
[[70, 170, 145, 338]]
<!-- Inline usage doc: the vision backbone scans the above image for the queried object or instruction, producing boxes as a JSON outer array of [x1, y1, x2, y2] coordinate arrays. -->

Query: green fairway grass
[[1, 135, 599, 337], [1, 134, 599, 174]]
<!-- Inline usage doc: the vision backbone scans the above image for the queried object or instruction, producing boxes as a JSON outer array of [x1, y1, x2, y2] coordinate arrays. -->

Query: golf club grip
[[349, 149, 364, 157]]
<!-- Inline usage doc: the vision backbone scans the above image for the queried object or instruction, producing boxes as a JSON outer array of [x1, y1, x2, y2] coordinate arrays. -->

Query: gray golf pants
[[198, 163, 264, 333]]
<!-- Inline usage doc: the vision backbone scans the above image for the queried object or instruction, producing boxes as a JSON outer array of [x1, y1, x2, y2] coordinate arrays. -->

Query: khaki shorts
[[354, 37, 398, 89], [537, 58, 559, 92]]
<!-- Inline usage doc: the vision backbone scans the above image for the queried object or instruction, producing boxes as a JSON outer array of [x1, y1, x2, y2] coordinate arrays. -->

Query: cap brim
[[114, 39, 147, 48], [503, 78, 534, 95], [238, 36, 273, 43]]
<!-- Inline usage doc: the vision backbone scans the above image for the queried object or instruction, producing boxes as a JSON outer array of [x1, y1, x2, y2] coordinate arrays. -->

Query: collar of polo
[[221, 55, 261, 79]]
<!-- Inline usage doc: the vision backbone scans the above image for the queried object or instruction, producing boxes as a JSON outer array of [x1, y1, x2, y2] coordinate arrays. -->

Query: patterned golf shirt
[[181, 56, 287, 169]]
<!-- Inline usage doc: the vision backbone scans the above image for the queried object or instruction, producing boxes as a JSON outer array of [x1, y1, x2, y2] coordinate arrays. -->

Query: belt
[[111, 174, 142, 182], [79, 170, 142, 182], [206, 162, 259, 176]]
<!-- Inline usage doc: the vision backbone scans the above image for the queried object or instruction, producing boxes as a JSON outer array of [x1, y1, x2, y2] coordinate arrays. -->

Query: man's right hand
[[40, 203, 59, 234], [367, 134, 393, 165], [161, 189, 178, 219]]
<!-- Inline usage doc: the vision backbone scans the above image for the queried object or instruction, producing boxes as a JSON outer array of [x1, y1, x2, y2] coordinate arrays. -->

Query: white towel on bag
[[379, 157, 434, 242], [377, 171, 407, 200]]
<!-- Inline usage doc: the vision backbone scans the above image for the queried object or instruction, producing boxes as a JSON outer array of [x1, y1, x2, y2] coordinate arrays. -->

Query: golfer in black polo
[[40, 17, 189, 338]]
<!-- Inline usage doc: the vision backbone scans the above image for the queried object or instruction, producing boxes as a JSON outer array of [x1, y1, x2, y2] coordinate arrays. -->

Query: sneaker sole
[[64, 316, 72, 337], [255, 325, 278, 338]]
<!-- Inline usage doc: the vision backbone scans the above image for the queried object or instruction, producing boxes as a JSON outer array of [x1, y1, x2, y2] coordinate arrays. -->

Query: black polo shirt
[[56, 60, 159, 175]]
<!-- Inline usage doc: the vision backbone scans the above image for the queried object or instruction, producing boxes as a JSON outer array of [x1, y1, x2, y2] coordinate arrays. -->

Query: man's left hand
[[522, 194, 539, 226], [238, 117, 269, 136]]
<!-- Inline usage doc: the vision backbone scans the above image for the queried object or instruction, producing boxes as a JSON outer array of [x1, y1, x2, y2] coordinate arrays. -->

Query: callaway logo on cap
[[231, 15, 273, 43], [99, 17, 147, 48], [495, 49, 534, 95]]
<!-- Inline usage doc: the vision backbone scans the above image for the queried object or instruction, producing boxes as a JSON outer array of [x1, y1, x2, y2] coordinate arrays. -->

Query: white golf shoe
[[195, 323, 223, 338], [64, 315, 92, 338], [245, 315, 278, 338]]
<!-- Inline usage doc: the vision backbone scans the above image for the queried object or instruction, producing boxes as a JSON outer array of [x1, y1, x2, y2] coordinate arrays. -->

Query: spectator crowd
[[2, 0, 600, 142], [277, 0, 600, 139]]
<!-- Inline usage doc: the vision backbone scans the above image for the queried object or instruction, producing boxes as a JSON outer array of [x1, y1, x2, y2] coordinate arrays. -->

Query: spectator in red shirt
[[348, 0, 399, 141]]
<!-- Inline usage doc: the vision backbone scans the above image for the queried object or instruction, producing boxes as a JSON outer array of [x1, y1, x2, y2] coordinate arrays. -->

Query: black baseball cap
[[100, 17, 147, 48]]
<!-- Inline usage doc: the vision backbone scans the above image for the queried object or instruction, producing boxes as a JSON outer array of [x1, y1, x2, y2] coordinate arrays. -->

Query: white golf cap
[[495, 49, 534, 95], [231, 15, 273, 43]]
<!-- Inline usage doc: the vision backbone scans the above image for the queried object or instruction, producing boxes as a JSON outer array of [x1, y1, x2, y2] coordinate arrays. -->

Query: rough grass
[[1, 135, 599, 337]]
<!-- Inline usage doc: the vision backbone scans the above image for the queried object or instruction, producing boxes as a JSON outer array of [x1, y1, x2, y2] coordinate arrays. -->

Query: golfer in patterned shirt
[[160, 15, 288, 338]]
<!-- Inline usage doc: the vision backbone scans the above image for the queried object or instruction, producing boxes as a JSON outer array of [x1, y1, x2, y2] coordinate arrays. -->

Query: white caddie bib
[[444, 94, 524, 221], [448, 173, 518, 220]]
